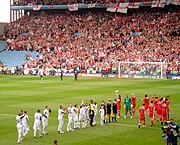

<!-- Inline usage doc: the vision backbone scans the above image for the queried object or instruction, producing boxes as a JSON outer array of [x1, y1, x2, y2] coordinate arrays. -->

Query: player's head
[[18, 112, 22, 116], [60, 105, 63, 109], [45, 105, 48, 109], [126, 95, 128, 98], [54, 140, 58, 145], [37, 109, 40, 113], [145, 94, 148, 97], [150, 101, 153, 104], [24, 111, 27, 114], [132, 93, 134, 96], [69, 104, 72, 108], [90, 100, 93, 104]]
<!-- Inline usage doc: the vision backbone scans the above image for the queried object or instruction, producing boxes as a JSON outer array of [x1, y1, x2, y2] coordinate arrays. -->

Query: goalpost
[[118, 62, 167, 79]]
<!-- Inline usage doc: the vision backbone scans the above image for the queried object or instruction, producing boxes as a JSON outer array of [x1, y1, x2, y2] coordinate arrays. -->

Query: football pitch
[[0, 75, 179, 145]]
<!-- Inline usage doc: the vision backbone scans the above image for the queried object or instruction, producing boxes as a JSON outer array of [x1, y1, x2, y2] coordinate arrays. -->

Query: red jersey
[[117, 97, 121, 110], [143, 97, 149, 108], [131, 95, 136, 105], [157, 101, 162, 112], [148, 104, 154, 113], [139, 106, 146, 117], [162, 103, 167, 113], [153, 98, 159, 109]]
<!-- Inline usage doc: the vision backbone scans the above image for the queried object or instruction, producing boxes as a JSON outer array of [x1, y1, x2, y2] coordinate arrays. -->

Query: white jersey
[[73, 108, 79, 122], [42, 109, 49, 119], [58, 109, 65, 119], [22, 115, 29, 125], [79, 106, 86, 121], [68, 107, 73, 117], [34, 112, 42, 122], [16, 115, 23, 126], [39, 69, 43, 75], [84, 106, 89, 120], [99, 109, 105, 120], [94, 104, 98, 116]]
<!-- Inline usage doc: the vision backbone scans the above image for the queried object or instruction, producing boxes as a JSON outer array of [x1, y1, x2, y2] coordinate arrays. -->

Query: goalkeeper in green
[[124, 95, 132, 119]]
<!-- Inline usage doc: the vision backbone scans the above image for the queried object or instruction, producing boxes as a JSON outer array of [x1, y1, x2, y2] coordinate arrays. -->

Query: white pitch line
[[111, 123, 160, 130], [0, 113, 16, 117]]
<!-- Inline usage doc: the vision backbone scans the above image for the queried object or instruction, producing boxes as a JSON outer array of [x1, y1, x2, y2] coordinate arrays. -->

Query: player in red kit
[[148, 101, 154, 126], [138, 104, 146, 128], [156, 98, 163, 121], [142, 94, 149, 110], [131, 93, 136, 115], [115, 90, 121, 118], [161, 101, 168, 125]]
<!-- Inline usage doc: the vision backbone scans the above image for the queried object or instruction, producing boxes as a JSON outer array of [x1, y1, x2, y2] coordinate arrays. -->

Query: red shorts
[[149, 112, 154, 119], [132, 103, 136, 109], [139, 116, 145, 122], [117, 105, 121, 110], [156, 109, 162, 116]]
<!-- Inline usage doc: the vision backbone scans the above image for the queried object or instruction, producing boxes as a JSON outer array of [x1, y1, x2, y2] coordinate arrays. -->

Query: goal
[[118, 62, 167, 79]]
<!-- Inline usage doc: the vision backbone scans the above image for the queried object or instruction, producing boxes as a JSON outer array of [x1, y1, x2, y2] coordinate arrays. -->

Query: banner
[[151, 0, 166, 8], [68, 4, 78, 11], [106, 3, 117, 12], [33, 5, 42, 11], [87, 3, 97, 8], [117, 3, 129, 13], [171, 0, 180, 5], [107, 3, 128, 13], [128, 2, 140, 9]]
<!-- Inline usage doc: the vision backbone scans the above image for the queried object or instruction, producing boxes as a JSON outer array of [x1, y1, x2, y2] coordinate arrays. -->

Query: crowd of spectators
[[1, 8, 180, 74]]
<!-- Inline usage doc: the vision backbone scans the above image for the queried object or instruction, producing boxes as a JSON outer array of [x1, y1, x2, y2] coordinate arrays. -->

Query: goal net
[[118, 62, 167, 79]]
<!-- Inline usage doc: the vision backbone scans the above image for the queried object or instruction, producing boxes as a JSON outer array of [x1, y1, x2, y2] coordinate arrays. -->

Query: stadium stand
[[0, 2, 179, 76], [0, 50, 36, 67], [0, 41, 6, 52]]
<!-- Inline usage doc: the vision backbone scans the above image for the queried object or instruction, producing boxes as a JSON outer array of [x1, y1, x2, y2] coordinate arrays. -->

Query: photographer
[[161, 122, 172, 145], [170, 119, 180, 145]]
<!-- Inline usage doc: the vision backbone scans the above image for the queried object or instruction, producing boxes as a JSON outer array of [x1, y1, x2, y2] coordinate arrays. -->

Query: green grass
[[0, 75, 179, 145]]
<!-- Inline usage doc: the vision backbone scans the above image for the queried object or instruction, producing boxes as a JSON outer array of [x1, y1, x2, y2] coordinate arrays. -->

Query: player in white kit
[[79, 104, 86, 128], [99, 106, 105, 126], [73, 104, 80, 129], [16, 112, 25, 144], [58, 105, 66, 134], [42, 106, 51, 135], [33, 109, 42, 138], [67, 104, 74, 131], [93, 102, 98, 125], [22, 111, 29, 137]]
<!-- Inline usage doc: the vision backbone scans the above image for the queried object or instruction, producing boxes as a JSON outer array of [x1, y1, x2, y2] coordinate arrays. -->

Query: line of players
[[15, 92, 170, 143]]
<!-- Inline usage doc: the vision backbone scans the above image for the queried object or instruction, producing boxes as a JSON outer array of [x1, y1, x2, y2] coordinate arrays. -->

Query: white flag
[[171, 0, 180, 5], [88, 3, 97, 8], [68, 4, 78, 11], [33, 5, 42, 11], [128, 2, 140, 9], [151, 0, 166, 7], [117, 3, 129, 13], [106, 3, 117, 12], [166, 0, 172, 5]]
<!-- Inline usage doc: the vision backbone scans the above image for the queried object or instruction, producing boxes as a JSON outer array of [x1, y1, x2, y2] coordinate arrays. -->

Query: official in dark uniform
[[112, 99, 117, 122], [106, 99, 112, 123]]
